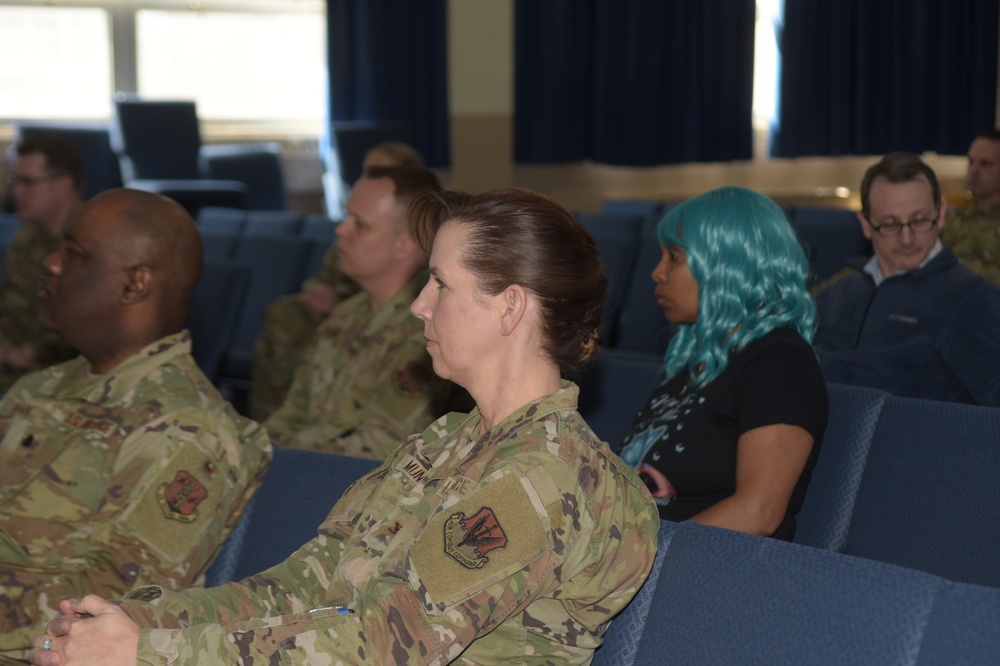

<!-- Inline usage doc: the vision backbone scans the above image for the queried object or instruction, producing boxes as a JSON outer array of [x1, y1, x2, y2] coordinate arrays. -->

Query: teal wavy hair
[[658, 186, 815, 387]]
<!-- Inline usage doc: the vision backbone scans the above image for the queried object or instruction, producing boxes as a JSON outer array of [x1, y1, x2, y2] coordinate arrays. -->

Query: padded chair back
[[244, 211, 304, 236], [916, 582, 1000, 665], [631, 521, 941, 666], [0, 214, 22, 244], [113, 100, 203, 180], [201, 142, 287, 211], [844, 396, 1000, 587], [577, 350, 662, 451], [302, 214, 339, 240], [220, 235, 313, 380], [601, 199, 665, 222], [591, 230, 641, 346], [197, 207, 246, 234], [199, 231, 240, 262], [793, 383, 889, 551], [613, 238, 674, 354], [14, 122, 123, 199], [187, 261, 250, 382], [792, 207, 871, 286], [305, 238, 334, 279], [204, 449, 381, 586], [576, 212, 645, 237]]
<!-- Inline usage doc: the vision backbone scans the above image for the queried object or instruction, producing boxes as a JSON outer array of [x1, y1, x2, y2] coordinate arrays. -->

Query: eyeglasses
[[7, 173, 67, 188], [867, 217, 938, 237]]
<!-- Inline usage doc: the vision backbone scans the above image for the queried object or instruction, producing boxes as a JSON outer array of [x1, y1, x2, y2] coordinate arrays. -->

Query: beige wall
[[445, 1, 971, 213]]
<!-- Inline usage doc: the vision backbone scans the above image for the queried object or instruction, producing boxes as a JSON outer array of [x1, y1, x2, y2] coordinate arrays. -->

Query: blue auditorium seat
[[201, 142, 287, 211], [792, 206, 871, 286], [197, 207, 246, 234], [0, 214, 22, 243], [601, 199, 664, 221], [793, 383, 889, 551], [244, 211, 304, 236], [301, 213, 340, 240], [612, 238, 674, 354], [577, 350, 662, 451], [219, 235, 313, 383], [590, 230, 641, 346], [576, 212, 645, 237], [304, 238, 334, 280], [844, 395, 1000, 587], [187, 261, 250, 383], [204, 449, 381, 585], [198, 231, 240, 262]]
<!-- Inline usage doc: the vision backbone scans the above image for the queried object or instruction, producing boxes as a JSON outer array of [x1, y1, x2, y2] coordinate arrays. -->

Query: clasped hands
[[29, 595, 139, 666]]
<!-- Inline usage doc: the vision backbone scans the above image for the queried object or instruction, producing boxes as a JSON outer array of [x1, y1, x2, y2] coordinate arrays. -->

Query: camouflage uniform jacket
[[0, 331, 272, 655], [940, 204, 1000, 286], [121, 382, 659, 665], [0, 223, 75, 377], [264, 272, 448, 459]]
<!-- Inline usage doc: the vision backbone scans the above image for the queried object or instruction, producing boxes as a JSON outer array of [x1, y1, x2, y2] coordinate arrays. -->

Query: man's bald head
[[88, 188, 203, 330]]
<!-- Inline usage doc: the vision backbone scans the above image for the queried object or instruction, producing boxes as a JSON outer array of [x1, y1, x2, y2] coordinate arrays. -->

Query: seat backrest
[[631, 521, 941, 666], [792, 207, 871, 286], [0, 214, 22, 244], [613, 238, 674, 354], [576, 212, 645, 237], [916, 581, 1000, 665], [577, 350, 662, 451], [204, 449, 381, 585], [601, 199, 664, 223], [187, 261, 250, 383], [200, 142, 287, 211], [844, 395, 1000, 587], [244, 211, 304, 236], [227, 235, 313, 353], [197, 207, 247, 234], [198, 231, 240, 262], [793, 382, 889, 551], [112, 99, 202, 180], [302, 214, 340, 240], [590, 230, 641, 346]]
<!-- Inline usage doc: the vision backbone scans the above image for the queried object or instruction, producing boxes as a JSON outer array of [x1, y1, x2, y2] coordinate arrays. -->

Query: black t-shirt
[[619, 328, 828, 540]]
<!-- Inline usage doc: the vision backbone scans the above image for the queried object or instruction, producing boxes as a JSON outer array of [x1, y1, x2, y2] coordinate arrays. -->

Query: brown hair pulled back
[[408, 188, 607, 375]]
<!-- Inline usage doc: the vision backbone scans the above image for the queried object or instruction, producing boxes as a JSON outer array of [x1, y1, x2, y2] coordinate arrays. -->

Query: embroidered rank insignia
[[396, 361, 431, 396], [444, 506, 507, 569], [156, 471, 208, 523]]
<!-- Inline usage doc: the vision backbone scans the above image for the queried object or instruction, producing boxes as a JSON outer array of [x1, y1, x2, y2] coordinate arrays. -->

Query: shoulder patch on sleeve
[[118, 443, 229, 565], [411, 471, 553, 609]]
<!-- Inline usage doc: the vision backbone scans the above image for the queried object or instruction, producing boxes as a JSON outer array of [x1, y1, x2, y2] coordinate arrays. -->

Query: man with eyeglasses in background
[[0, 134, 82, 391], [813, 151, 1000, 407]]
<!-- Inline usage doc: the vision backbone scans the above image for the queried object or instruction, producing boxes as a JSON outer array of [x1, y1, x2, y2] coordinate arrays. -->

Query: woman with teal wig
[[618, 186, 828, 540]]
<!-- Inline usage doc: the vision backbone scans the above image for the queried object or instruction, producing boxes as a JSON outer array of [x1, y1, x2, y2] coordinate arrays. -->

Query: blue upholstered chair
[[844, 395, 1000, 587], [793, 383, 889, 551], [198, 231, 240, 262], [792, 206, 871, 286], [612, 238, 674, 354], [601, 199, 664, 222], [301, 214, 340, 240], [197, 207, 246, 234], [577, 350, 662, 451], [201, 142, 287, 211], [590, 230, 641, 346], [0, 214, 22, 243], [204, 449, 381, 586], [244, 211, 304, 236], [187, 261, 250, 383], [576, 212, 645, 237], [111, 99, 247, 213]]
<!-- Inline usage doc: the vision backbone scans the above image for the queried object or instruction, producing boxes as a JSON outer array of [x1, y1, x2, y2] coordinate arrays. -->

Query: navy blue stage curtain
[[515, 0, 756, 166], [327, 0, 450, 167], [773, 0, 999, 158]]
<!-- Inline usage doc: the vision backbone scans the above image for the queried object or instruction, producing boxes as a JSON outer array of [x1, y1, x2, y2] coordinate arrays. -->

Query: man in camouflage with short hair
[[0, 188, 272, 660], [31, 385, 659, 665], [0, 134, 84, 391], [262, 166, 457, 459], [940, 128, 1000, 285]]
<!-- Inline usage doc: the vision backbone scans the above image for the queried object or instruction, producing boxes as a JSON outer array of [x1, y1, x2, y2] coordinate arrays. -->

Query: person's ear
[[122, 266, 152, 304], [499, 284, 528, 336], [857, 211, 874, 241]]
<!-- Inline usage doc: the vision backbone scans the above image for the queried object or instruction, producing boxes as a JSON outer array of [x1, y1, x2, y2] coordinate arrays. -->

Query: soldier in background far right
[[940, 128, 1000, 285]]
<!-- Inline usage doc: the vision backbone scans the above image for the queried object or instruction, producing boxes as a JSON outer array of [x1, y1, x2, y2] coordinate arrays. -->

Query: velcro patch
[[118, 442, 227, 565], [411, 471, 551, 609]]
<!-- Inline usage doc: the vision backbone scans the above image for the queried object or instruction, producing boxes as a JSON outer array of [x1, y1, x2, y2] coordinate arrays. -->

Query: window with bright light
[[752, 0, 783, 157], [0, 5, 112, 119], [136, 9, 325, 128]]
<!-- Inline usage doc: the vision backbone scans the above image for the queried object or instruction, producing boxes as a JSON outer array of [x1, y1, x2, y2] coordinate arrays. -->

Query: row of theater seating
[[204, 381, 1000, 663]]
